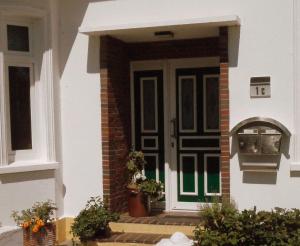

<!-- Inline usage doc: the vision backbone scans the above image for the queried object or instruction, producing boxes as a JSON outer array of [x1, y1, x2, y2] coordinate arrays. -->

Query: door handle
[[171, 118, 178, 139]]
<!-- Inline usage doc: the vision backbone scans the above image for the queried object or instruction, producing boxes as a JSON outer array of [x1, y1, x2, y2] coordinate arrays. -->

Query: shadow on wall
[[228, 25, 240, 68], [59, 0, 112, 77], [0, 170, 55, 184]]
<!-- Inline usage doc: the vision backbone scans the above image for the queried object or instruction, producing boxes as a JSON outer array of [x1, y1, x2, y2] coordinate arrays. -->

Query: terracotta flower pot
[[128, 188, 150, 217], [23, 224, 56, 246]]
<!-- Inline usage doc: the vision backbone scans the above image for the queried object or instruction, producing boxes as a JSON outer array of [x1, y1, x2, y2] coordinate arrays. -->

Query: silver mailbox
[[232, 117, 290, 156]]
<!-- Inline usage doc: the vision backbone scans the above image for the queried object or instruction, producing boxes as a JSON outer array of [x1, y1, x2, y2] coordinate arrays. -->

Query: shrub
[[194, 202, 300, 245], [70, 197, 119, 242]]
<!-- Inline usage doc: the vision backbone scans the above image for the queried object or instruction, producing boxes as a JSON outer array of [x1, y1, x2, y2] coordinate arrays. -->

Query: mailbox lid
[[261, 134, 282, 155], [238, 133, 260, 155]]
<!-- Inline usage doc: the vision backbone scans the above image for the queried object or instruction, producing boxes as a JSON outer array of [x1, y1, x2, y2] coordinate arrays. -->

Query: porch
[[80, 17, 239, 211]]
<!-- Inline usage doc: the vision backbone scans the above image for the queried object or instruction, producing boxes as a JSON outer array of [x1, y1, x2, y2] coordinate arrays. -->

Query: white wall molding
[[292, 0, 300, 166], [0, 52, 8, 166]]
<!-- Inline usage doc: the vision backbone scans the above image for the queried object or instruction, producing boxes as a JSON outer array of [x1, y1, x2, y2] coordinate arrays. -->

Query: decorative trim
[[204, 153, 221, 196], [178, 75, 197, 133], [143, 153, 159, 182], [179, 136, 220, 151], [203, 74, 220, 132], [141, 136, 158, 150], [140, 77, 158, 133], [179, 154, 198, 196], [0, 52, 8, 165], [0, 161, 59, 174]]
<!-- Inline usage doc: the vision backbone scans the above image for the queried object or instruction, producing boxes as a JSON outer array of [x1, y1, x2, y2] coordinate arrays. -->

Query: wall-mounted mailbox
[[232, 117, 290, 156]]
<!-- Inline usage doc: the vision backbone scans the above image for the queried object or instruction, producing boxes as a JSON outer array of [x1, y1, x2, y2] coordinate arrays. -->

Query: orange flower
[[23, 221, 30, 229], [36, 219, 44, 227], [32, 225, 39, 233]]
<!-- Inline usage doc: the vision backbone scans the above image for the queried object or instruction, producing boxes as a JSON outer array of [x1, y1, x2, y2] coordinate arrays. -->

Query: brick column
[[100, 36, 131, 212], [219, 27, 230, 201]]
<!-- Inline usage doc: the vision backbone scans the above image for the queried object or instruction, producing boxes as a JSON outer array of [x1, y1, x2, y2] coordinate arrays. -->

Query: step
[[110, 212, 200, 236], [110, 222, 194, 236], [59, 232, 169, 245]]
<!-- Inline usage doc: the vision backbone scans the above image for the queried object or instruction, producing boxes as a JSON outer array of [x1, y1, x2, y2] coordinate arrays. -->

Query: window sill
[[290, 162, 300, 172], [0, 161, 59, 174]]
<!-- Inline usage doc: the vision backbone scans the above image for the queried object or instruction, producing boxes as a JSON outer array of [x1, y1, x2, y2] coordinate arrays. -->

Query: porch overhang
[[79, 15, 240, 42]]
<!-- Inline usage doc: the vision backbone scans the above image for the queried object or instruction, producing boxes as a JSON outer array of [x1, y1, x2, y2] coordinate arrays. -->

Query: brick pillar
[[100, 36, 131, 212], [219, 27, 230, 201]]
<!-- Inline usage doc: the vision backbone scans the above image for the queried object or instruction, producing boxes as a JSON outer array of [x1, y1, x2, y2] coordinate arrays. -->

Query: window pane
[[207, 156, 220, 194], [206, 77, 219, 130], [182, 156, 196, 193], [7, 25, 29, 52], [142, 79, 156, 131], [9, 66, 32, 150], [180, 78, 195, 130]]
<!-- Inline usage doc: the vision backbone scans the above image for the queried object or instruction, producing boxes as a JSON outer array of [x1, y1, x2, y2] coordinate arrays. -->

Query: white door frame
[[130, 57, 220, 211]]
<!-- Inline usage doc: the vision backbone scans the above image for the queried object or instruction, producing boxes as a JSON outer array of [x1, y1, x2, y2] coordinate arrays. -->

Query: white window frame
[[0, 5, 57, 169], [5, 62, 38, 162], [3, 18, 33, 57]]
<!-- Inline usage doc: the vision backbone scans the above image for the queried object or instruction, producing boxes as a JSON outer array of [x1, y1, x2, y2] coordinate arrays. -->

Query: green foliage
[[11, 200, 57, 226], [139, 179, 164, 199], [194, 202, 300, 246], [70, 197, 119, 242], [127, 150, 146, 177]]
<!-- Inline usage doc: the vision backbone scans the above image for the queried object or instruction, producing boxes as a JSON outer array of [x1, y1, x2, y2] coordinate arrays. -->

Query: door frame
[[130, 57, 220, 211]]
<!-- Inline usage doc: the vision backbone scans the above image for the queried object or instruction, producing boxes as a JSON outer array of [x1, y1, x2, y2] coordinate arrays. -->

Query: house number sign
[[250, 76, 271, 98]]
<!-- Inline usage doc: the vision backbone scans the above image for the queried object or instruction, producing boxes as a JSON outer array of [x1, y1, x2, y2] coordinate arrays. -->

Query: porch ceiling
[[79, 15, 240, 42]]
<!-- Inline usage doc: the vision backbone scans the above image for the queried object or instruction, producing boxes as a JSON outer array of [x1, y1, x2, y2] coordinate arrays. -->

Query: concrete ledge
[[290, 162, 300, 171], [0, 162, 59, 174]]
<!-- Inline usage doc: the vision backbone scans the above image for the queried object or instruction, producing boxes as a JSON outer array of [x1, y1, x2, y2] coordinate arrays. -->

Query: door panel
[[133, 70, 165, 184], [176, 68, 220, 203]]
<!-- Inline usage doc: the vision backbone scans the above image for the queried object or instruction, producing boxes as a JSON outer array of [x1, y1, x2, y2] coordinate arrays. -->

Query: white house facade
[[1, 0, 300, 239]]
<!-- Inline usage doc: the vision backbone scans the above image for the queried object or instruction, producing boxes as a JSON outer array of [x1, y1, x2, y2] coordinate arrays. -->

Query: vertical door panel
[[134, 70, 165, 184], [176, 68, 220, 203]]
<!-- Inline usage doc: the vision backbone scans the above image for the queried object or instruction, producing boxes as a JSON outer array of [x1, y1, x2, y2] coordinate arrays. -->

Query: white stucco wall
[[75, 0, 300, 210], [58, 0, 103, 218], [0, 0, 59, 226]]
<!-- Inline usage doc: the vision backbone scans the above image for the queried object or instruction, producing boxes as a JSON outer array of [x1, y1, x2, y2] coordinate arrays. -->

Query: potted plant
[[127, 150, 164, 217], [11, 200, 57, 246], [70, 196, 119, 243]]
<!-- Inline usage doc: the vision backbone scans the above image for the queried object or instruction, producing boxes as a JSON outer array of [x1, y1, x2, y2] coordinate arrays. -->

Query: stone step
[[110, 222, 194, 236], [59, 232, 166, 245]]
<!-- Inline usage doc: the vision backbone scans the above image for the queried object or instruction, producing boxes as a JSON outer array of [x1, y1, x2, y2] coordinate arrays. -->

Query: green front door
[[133, 70, 165, 185], [132, 64, 221, 209], [175, 67, 221, 203]]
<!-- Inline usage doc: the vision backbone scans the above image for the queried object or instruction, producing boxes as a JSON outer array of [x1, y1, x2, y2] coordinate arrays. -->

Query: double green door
[[133, 66, 221, 205]]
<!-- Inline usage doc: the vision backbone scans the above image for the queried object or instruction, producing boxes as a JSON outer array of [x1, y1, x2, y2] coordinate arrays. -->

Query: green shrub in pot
[[70, 197, 119, 242]]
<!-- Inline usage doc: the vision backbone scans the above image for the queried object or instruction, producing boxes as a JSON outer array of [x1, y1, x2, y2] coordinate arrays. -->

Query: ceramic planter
[[128, 188, 150, 217]]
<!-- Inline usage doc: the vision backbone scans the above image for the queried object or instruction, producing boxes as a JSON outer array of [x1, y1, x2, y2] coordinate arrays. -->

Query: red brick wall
[[100, 36, 131, 212], [219, 27, 230, 201], [99, 32, 230, 211]]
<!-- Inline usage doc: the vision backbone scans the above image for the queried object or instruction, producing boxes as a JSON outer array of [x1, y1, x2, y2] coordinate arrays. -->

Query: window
[[3, 20, 37, 162], [8, 66, 32, 151], [7, 25, 30, 52], [0, 7, 57, 167]]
